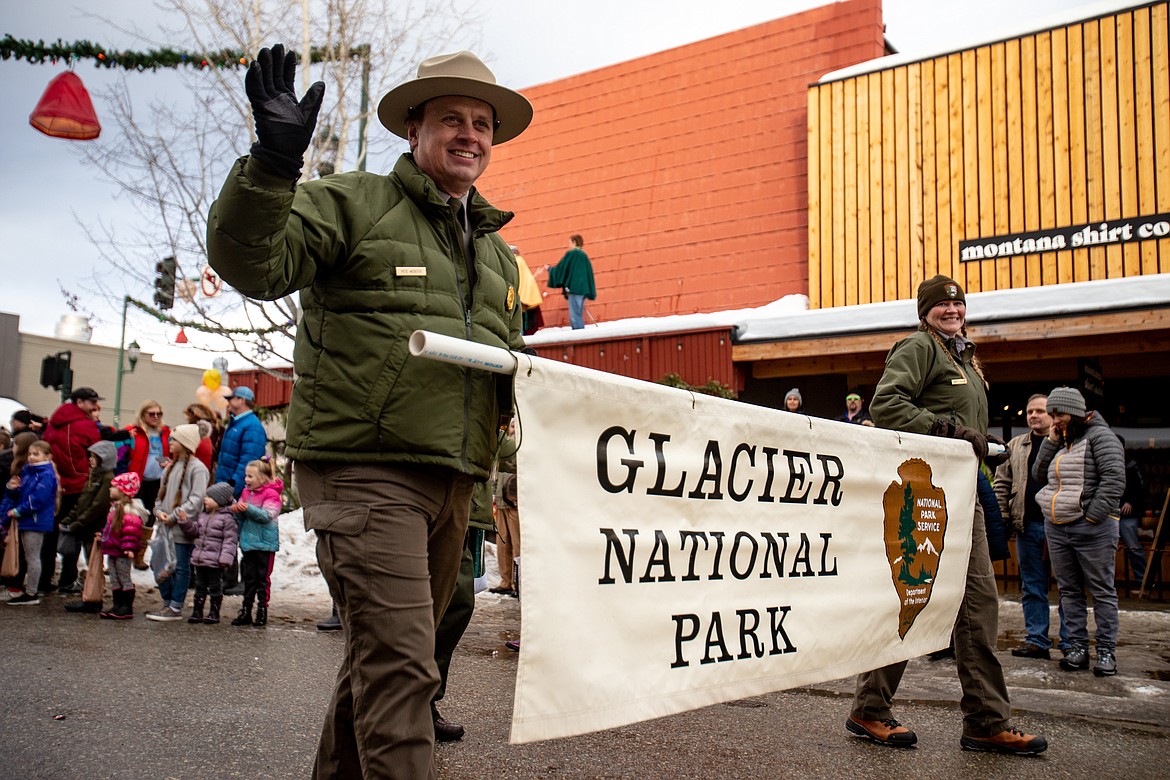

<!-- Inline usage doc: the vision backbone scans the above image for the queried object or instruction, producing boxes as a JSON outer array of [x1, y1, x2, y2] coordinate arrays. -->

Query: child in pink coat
[[98, 473, 146, 620]]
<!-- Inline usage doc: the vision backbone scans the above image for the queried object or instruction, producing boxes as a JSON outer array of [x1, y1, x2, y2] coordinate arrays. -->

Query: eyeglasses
[[845, 395, 861, 401], [144, 411, 162, 418]]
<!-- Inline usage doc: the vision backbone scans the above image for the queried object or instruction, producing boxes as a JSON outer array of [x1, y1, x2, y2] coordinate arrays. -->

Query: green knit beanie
[[917, 274, 965, 319]]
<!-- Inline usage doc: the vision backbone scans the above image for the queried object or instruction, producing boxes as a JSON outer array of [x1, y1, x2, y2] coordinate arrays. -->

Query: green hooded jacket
[[547, 246, 596, 299], [207, 154, 523, 478]]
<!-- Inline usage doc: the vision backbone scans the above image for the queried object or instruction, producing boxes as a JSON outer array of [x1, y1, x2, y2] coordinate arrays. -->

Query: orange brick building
[[478, 0, 889, 326]]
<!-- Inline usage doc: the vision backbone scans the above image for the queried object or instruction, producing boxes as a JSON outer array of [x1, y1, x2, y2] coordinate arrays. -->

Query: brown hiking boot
[[846, 714, 918, 747], [960, 727, 1048, 755]]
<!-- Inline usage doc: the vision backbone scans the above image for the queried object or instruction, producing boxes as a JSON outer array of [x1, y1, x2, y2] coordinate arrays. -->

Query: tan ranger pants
[[851, 499, 1013, 738], [298, 461, 472, 780]]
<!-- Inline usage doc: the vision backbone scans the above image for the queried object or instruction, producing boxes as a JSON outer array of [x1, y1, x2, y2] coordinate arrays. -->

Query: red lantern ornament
[[29, 71, 101, 140]]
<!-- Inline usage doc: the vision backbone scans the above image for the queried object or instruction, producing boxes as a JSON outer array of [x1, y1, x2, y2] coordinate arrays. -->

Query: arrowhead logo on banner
[[882, 459, 949, 639]]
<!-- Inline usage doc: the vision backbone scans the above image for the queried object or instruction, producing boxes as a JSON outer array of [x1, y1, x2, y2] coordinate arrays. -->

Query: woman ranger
[[844, 275, 1048, 756]]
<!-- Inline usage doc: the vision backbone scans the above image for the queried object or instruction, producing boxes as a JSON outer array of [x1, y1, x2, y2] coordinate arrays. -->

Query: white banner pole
[[408, 329, 518, 375]]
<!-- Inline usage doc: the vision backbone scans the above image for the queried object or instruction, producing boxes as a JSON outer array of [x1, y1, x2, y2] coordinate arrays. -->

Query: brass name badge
[[951, 378, 968, 385], [396, 266, 427, 277]]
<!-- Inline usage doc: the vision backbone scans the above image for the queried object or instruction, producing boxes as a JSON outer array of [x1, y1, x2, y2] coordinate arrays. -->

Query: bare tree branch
[[75, 0, 483, 373]]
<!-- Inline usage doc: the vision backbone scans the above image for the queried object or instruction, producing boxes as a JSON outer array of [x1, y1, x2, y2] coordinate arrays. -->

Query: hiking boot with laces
[[1060, 645, 1090, 671], [845, 714, 918, 747], [1093, 649, 1117, 676], [961, 727, 1048, 755]]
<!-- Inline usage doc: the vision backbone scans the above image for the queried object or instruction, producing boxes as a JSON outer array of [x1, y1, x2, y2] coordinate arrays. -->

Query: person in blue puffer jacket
[[2, 440, 60, 605], [215, 386, 268, 499], [1032, 386, 1125, 678]]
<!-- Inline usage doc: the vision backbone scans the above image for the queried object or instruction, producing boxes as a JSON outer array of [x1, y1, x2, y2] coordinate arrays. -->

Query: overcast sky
[[0, 0, 1094, 369]]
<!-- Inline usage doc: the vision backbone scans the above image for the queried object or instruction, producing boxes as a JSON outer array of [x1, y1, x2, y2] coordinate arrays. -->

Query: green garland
[[128, 296, 292, 336], [0, 34, 366, 71]]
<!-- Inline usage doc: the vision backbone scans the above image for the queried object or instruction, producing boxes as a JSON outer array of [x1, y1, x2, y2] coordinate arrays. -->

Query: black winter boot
[[187, 595, 206, 624], [204, 596, 222, 624], [67, 599, 102, 614], [317, 602, 342, 631], [231, 605, 253, 626], [109, 589, 135, 620], [99, 590, 120, 620], [254, 605, 268, 627]]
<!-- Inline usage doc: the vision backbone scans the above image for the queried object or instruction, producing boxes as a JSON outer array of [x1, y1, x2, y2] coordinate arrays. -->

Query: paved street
[[1, 588, 1167, 779]]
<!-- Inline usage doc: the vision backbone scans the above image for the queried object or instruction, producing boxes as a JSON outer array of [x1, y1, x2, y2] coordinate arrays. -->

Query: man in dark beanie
[[9, 410, 43, 436]]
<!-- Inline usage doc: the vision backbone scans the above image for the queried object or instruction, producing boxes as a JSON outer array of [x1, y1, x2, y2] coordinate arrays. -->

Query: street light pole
[[112, 296, 141, 426]]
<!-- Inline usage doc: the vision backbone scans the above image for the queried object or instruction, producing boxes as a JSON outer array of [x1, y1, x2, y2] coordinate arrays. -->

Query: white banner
[[508, 356, 976, 744]]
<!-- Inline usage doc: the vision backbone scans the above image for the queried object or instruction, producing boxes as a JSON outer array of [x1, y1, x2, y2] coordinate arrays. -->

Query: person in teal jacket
[[547, 234, 596, 329], [207, 44, 530, 779]]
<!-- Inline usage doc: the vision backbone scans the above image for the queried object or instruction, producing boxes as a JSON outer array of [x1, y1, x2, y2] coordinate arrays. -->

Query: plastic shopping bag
[[149, 522, 176, 583]]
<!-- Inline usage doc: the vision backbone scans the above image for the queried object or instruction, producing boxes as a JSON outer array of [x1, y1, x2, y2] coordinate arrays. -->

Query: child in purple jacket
[[180, 482, 239, 625]]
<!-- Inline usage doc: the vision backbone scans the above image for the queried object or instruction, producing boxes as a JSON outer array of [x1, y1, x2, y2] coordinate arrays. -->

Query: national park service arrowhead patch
[[881, 458, 948, 639]]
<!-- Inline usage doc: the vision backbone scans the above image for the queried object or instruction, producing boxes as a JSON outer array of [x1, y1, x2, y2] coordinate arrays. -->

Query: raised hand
[[244, 43, 326, 179]]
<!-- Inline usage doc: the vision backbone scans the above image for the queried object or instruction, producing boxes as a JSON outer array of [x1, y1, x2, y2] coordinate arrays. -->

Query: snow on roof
[[736, 273, 1170, 342], [523, 274, 1170, 346], [522, 295, 810, 345], [819, 0, 1144, 84]]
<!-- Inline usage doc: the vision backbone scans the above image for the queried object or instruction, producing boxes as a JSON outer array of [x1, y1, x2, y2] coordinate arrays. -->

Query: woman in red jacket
[[122, 400, 170, 512]]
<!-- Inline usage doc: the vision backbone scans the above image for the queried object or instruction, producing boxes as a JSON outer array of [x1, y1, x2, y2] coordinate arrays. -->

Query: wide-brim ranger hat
[[377, 51, 533, 144]]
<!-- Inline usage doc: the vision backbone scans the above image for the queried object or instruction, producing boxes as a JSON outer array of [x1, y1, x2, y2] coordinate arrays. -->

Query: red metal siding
[[530, 329, 741, 393], [227, 367, 293, 409]]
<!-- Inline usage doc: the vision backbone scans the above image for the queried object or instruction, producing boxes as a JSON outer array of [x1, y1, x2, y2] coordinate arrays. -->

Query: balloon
[[214, 384, 231, 413], [202, 368, 221, 391], [212, 357, 229, 375], [195, 385, 214, 408]]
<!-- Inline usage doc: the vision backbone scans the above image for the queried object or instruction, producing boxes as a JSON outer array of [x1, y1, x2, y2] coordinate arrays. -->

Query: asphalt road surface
[[2, 588, 1167, 779]]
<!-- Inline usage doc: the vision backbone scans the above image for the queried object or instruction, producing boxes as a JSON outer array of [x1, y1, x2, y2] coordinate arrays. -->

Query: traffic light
[[39, 351, 72, 394], [154, 255, 177, 309]]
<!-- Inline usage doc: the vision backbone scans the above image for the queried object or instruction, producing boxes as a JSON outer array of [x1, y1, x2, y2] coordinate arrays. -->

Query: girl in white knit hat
[[145, 424, 209, 622]]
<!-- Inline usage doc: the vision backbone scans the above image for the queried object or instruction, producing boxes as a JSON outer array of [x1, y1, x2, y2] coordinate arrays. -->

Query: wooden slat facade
[[807, 1, 1170, 309]]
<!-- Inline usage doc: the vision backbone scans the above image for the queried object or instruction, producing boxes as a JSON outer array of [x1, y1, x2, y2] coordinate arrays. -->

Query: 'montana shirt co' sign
[[958, 211, 1170, 261], [508, 357, 977, 744]]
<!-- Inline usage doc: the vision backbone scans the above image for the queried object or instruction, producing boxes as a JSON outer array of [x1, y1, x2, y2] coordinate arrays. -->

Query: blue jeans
[[158, 542, 193, 611], [567, 294, 586, 329], [1046, 518, 1120, 651], [1015, 520, 1069, 650], [1119, 515, 1147, 584]]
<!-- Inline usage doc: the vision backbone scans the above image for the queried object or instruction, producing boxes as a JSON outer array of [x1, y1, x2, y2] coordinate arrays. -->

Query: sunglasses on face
[[145, 411, 162, 418], [845, 395, 861, 401]]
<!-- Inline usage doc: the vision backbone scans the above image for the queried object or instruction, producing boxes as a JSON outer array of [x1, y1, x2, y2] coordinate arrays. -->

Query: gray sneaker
[[1093, 649, 1117, 677], [1060, 645, 1090, 671], [145, 606, 183, 622]]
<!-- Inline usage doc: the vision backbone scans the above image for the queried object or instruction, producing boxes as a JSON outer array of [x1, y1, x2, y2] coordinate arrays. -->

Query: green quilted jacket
[[871, 328, 989, 435], [207, 154, 523, 478]]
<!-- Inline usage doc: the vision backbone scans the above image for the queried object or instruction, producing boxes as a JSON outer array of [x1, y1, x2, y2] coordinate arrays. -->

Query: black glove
[[244, 43, 325, 179], [983, 433, 1008, 468], [929, 418, 989, 460]]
